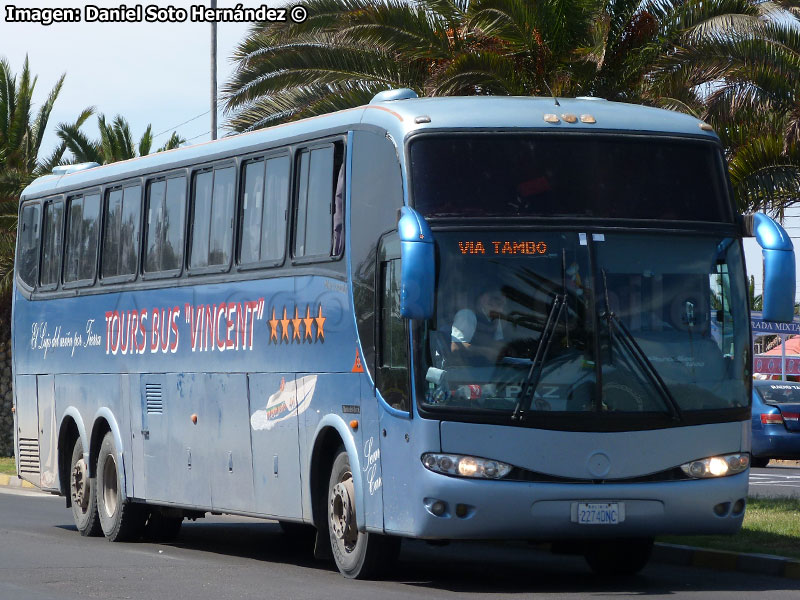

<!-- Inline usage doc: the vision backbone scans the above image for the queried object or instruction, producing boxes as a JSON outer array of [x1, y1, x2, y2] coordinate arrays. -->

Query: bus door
[[374, 237, 416, 532]]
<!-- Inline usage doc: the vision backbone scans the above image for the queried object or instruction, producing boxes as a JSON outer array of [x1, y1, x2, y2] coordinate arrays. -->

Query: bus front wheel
[[327, 448, 399, 578], [583, 537, 654, 576], [96, 431, 145, 542], [69, 438, 102, 537]]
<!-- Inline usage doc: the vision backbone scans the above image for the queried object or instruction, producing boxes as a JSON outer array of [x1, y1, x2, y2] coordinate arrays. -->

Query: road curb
[[0, 473, 37, 489], [654, 543, 800, 580]]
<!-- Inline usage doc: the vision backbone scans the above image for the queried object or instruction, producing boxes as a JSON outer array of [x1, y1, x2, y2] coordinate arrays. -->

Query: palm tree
[[0, 56, 71, 205], [649, 14, 800, 216], [56, 112, 185, 165], [223, 0, 766, 128], [224, 0, 800, 216]]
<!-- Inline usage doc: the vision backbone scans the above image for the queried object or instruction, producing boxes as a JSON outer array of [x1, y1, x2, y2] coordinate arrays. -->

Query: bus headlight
[[680, 453, 749, 478], [421, 453, 512, 479]]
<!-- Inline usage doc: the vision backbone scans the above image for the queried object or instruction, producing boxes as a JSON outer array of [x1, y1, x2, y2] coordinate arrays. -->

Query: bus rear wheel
[[583, 537, 654, 576], [327, 449, 399, 578], [69, 438, 102, 537], [96, 431, 145, 542]]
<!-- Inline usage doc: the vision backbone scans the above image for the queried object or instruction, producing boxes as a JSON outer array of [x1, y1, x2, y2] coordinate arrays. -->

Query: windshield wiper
[[600, 270, 683, 423], [511, 293, 565, 422]]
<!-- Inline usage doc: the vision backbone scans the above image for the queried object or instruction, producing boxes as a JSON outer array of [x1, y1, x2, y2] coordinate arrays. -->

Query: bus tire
[[96, 431, 145, 542], [327, 448, 400, 579], [583, 537, 654, 576], [69, 437, 102, 537]]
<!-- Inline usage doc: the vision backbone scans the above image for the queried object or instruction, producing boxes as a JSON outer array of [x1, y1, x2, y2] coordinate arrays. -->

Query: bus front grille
[[17, 438, 40, 474]]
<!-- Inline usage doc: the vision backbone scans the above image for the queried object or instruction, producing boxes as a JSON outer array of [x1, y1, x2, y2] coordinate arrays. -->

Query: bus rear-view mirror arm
[[398, 207, 435, 320], [740, 213, 796, 323]]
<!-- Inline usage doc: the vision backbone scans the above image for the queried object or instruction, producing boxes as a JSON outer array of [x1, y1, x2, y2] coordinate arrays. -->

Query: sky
[[2, 0, 798, 299], [1, 0, 253, 153]]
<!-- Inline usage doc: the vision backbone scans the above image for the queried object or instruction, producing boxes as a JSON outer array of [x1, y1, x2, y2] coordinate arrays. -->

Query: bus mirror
[[397, 207, 435, 319], [741, 213, 796, 323]]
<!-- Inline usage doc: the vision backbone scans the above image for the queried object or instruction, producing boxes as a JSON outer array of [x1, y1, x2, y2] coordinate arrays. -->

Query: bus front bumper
[[383, 470, 748, 540]]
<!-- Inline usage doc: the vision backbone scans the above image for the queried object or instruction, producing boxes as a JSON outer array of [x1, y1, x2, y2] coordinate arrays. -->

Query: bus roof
[[21, 95, 717, 201]]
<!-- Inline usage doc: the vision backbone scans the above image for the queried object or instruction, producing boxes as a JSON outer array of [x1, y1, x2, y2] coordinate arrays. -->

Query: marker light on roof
[[561, 114, 578, 123], [543, 114, 559, 123], [699, 122, 714, 131], [580, 114, 596, 124]]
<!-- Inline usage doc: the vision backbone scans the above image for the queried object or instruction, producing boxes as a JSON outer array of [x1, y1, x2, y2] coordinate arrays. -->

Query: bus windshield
[[409, 134, 732, 222], [418, 231, 750, 426]]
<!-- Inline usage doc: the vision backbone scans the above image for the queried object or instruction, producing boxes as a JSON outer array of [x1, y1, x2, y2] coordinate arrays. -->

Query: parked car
[[751, 381, 800, 467]]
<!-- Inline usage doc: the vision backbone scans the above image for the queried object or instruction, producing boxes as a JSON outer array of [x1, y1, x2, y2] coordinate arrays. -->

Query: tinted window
[[190, 167, 234, 269], [240, 155, 289, 264], [17, 203, 40, 288], [145, 177, 186, 273], [410, 135, 732, 221], [377, 258, 409, 411], [40, 201, 64, 287], [102, 185, 141, 279], [294, 144, 343, 258]]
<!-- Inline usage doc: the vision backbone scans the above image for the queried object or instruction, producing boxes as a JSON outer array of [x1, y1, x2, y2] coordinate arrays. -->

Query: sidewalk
[[0, 473, 36, 489]]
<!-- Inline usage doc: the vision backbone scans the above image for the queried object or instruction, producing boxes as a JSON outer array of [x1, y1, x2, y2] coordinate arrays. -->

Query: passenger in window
[[450, 289, 509, 364], [332, 164, 345, 256]]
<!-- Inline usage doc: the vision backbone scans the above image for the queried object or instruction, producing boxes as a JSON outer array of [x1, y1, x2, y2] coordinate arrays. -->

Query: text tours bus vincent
[[12, 90, 796, 578]]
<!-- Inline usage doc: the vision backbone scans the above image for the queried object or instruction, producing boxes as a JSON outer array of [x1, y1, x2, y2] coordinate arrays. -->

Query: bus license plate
[[572, 502, 623, 525]]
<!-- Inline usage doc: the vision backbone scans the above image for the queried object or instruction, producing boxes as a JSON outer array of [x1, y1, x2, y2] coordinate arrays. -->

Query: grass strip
[[0, 457, 16, 476], [660, 497, 800, 560]]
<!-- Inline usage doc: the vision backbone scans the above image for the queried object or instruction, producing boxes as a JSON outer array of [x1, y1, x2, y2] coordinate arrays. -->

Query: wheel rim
[[329, 471, 358, 553], [71, 457, 90, 512], [102, 454, 118, 518]]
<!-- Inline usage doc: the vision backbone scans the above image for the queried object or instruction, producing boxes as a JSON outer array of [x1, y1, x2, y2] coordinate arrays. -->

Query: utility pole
[[210, 0, 218, 140]]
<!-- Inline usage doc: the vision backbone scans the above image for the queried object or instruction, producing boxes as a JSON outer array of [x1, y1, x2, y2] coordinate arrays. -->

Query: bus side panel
[[165, 373, 212, 508], [14, 375, 40, 487], [126, 374, 145, 499], [358, 373, 384, 531], [379, 412, 441, 537], [36, 375, 58, 491], [207, 373, 255, 513], [55, 374, 127, 473], [299, 373, 361, 523], [249, 373, 302, 519]]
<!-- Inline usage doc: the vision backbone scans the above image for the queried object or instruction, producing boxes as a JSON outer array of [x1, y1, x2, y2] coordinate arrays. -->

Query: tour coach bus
[[13, 90, 795, 578]]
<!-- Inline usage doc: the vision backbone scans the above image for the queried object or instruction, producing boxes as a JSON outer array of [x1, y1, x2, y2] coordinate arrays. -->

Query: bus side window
[[240, 155, 290, 266], [102, 185, 141, 280], [64, 193, 100, 285], [17, 203, 40, 288], [293, 142, 343, 259], [144, 176, 186, 274], [40, 200, 64, 288], [377, 258, 410, 412], [190, 166, 235, 269]]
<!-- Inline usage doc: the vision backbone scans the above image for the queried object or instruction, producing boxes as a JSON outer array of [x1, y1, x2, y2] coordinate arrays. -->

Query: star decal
[[303, 306, 315, 340], [280, 307, 290, 341], [268, 308, 279, 342], [292, 307, 303, 341], [315, 305, 326, 340]]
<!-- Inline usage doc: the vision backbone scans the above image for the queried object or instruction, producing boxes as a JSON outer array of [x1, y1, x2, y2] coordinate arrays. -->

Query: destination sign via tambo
[[458, 240, 549, 255]]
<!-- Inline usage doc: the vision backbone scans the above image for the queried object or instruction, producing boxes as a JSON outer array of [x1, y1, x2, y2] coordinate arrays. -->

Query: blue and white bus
[[12, 90, 796, 578]]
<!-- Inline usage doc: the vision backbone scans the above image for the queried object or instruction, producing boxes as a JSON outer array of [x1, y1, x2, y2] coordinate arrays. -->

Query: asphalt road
[[748, 464, 800, 498], [0, 486, 798, 600]]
